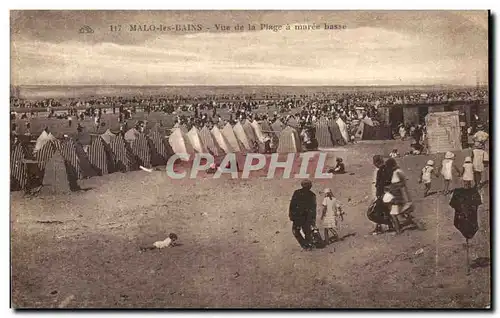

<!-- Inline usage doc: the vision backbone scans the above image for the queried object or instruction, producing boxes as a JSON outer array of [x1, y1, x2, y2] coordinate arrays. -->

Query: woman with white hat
[[440, 151, 461, 195]]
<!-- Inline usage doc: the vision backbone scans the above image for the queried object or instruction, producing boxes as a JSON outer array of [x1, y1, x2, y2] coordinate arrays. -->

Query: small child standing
[[419, 160, 437, 197], [320, 188, 344, 244], [462, 156, 474, 189], [440, 151, 461, 195]]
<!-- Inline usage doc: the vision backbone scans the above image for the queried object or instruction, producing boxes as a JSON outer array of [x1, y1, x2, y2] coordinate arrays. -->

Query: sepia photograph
[[9, 10, 491, 308]]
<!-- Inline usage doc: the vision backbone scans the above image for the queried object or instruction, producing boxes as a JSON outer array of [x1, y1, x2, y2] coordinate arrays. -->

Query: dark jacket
[[289, 188, 317, 225], [375, 164, 392, 198]]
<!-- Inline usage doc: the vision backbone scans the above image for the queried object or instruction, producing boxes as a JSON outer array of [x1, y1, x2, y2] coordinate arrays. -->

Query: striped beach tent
[[168, 127, 195, 160], [221, 123, 241, 153], [41, 150, 79, 194], [187, 127, 208, 153], [329, 119, 346, 146], [11, 143, 28, 191], [286, 116, 300, 130], [336, 117, 350, 144], [271, 119, 284, 138], [110, 135, 134, 172], [199, 126, 225, 156], [34, 131, 56, 153], [277, 126, 302, 153], [233, 122, 251, 151], [148, 127, 172, 166], [211, 125, 234, 153], [129, 132, 152, 168], [174, 124, 188, 134], [315, 117, 334, 148], [242, 120, 257, 145], [250, 120, 266, 143], [58, 137, 97, 179], [34, 140, 57, 171], [88, 136, 113, 175]]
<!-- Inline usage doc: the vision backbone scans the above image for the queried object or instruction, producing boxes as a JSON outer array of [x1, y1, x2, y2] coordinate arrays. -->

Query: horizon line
[[12, 83, 485, 88]]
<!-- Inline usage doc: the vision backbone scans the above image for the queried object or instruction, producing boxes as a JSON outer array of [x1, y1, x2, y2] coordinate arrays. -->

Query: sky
[[10, 10, 489, 86]]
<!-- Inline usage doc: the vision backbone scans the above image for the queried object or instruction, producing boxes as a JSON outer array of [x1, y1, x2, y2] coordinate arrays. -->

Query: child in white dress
[[462, 156, 474, 189], [320, 188, 344, 244], [440, 152, 461, 194]]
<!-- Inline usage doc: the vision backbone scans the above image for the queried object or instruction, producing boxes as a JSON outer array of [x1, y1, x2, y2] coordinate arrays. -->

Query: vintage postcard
[[10, 10, 490, 308]]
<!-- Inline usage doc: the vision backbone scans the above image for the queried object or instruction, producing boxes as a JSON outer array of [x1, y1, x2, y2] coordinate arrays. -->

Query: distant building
[[378, 101, 488, 130]]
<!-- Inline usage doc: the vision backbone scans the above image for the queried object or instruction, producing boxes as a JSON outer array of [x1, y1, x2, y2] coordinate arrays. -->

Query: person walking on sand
[[320, 188, 344, 245], [419, 160, 438, 197], [289, 179, 317, 250], [370, 155, 393, 234], [462, 156, 474, 189], [440, 151, 461, 195], [385, 158, 413, 235], [472, 143, 489, 188]]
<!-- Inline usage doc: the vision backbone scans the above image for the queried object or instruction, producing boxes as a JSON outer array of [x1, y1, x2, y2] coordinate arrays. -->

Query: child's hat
[[426, 160, 434, 166], [464, 156, 472, 163], [323, 188, 333, 194], [444, 151, 455, 159]]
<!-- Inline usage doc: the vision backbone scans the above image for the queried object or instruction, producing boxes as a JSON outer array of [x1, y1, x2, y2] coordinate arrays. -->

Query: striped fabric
[[58, 138, 83, 180], [315, 118, 334, 148], [242, 120, 257, 145], [210, 126, 233, 153], [271, 120, 284, 138], [34, 141, 56, 171], [148, 129, 171, 166], [277, 126, 302, 153], [129, 133, 151, 168], [11, 143, 28, 190], [88, 136, 110, 175], [233, 122, 251, 151], [110, 135, 133, 172], [329, 119, 346, 145], [199, 126, 225, 156]]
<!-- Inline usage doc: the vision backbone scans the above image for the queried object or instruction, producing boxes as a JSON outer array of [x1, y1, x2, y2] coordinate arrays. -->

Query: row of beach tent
[[10, 119, 304, 193]]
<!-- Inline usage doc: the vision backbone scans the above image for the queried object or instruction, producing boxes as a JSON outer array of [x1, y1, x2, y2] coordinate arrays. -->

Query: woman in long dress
[[384, 158, 412, 234]]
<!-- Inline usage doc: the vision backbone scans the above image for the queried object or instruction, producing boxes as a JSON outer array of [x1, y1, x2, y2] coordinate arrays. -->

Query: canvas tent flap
[[315, 118, 334, 148], [41, 151, 80, 194], [168, 128, 194, 160], [277, 126, 302, 153], [221, 123, 241, 153], [88, 136, 111, 175], [336, 118, 350, 144], [187, 127, 208, 153], [34, 131, 52, 153], [200, 126, 225, 156], [211, 126, 233, 153], [250, 120, 266, 143], [233, 122, 251, 151]]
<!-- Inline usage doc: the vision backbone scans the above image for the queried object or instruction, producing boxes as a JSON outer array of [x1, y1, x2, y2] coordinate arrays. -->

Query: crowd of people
[[10, 87, 488, 111], [288, 133, 489, 251]]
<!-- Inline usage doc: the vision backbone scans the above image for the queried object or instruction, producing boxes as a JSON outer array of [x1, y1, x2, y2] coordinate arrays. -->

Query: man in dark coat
[[289, 179, 317, 250]]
